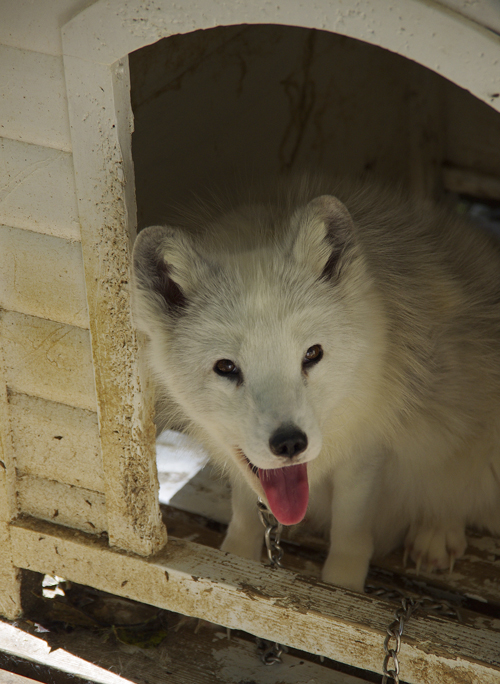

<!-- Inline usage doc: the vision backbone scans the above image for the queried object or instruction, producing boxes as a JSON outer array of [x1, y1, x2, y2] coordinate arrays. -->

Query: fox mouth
[[234, 447, 309, 526], [236, 448, 260, 477]]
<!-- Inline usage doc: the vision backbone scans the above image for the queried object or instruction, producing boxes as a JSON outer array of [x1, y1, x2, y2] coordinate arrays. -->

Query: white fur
[[132, 177, 500, 591]]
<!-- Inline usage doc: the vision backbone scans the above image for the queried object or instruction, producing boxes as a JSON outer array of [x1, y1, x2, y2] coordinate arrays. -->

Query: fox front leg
[[322, 464, 376, 592], [221, 477, 264, 561]]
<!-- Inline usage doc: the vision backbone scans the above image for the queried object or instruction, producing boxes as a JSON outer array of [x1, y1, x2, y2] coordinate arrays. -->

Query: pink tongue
[[259, 463, 309, 525]]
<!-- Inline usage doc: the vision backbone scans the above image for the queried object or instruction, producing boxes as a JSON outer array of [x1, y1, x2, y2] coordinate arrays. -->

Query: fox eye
[[303, 344, 323, 369], [214, 359, 241, 381]]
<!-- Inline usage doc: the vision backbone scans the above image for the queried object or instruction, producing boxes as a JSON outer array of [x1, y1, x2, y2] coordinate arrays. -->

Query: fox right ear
[[291, 195, 356, 280], [132, 226, 204, 332]]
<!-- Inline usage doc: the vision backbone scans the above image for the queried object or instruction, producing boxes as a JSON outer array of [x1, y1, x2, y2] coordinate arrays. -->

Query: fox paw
[[321, 553, 369, 592], [221, 531, 263, 562], [404, 525, 467, 573]]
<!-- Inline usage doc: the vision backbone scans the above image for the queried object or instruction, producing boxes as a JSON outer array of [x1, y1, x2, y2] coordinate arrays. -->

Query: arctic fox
[[132, 177, 500, 591]]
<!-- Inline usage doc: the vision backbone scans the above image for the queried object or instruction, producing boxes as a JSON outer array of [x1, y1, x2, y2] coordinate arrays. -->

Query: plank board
[[9, 517, 500, 684], [0, 524, 21, 620], [0, 0, 86, 57], [0, 621, 129, 684], [377, 533, 500, 606], [0, 226, 89, 329], [0, 138, 80, 241], [16, 476, 106, 535], [0, 375, 16, 523], [62, 0, 500, 113], [0, 617, 369, 684], [0, 311, 96, 412], [10, 393, 104, 493], [0, 46, 71, 151], [0, 669, 47, 684], [442, 166, 500, 201], [64, 53, 166, 556]]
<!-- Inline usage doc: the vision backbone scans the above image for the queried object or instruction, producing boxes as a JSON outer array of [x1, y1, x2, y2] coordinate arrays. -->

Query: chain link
[[381, 597, 418, 683], [256, 498, 285, 665], [257, 498, 284, 567], [366, 585, 461, 683], [256, 638, 284, 665], [254, 501, 462, 678]]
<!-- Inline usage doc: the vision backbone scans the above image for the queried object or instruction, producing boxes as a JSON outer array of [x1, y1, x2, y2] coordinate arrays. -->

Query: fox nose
[[269, 425, 308, 458]]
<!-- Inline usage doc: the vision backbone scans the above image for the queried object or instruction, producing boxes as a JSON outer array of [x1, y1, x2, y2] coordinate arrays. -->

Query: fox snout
[[269, 424, 308, 459]]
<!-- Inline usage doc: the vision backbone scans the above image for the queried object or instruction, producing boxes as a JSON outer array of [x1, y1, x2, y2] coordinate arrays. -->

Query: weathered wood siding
[[1, 312, 96, 412], [0, 139, 80, 241], [0, 4, 101, 611], [1, 8, 500, 681], [63, 51, 167, 556], [0, 225, 89, 328], [17, 476, 106, 534], [10, 393, 103, 492], [0, 45, 71, 151]]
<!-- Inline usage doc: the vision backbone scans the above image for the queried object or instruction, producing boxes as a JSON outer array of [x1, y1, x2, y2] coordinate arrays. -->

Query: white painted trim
[[63, 53, 166, 555], [63, 0, 500, 110]]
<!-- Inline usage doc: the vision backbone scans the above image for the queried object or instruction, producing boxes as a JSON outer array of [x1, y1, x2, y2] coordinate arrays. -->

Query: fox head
[[132, 194, 379, 524]]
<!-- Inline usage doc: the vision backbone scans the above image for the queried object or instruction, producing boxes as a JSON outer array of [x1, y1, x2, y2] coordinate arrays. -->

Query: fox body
[[132, 178, 500, 591]]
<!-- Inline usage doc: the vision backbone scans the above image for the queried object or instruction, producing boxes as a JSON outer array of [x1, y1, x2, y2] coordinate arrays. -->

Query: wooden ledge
[[8, 516, 500, 684]]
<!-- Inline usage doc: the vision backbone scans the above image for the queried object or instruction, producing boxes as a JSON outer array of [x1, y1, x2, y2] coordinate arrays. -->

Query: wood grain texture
[[17, 476, 106, 534], [0, 621, 129, 684], [0, 0, 88, 57], [0, 524, 21, 620], [161, 500, 500, 607], [0, 138, 80, 241], [10, 393, 104, 493], [1, 311, 96, 412], [0, 614, 370, 684], [10, 517, 500, 684], [0, 46, 71, 151], [64, 54, 165, 555], [0, 226, 89, 328]]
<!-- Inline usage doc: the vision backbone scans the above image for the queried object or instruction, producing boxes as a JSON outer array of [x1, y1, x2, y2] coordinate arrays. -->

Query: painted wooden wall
[[0, 0, 105, 618]]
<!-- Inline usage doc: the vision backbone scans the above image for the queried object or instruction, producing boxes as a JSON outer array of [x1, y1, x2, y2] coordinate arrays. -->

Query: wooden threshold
[[8, 515, 500, 684]]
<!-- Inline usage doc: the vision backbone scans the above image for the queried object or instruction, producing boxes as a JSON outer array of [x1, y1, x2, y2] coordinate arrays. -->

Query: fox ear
[[132, 226, 205, 332], [291, 195, 355, 279]]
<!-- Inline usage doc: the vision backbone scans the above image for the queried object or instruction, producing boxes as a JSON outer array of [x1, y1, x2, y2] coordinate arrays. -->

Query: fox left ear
[[291, 195, 355, 280], [131, 225, 211, 337]]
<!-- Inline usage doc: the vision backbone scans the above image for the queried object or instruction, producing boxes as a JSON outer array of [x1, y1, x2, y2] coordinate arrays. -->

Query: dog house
[[1, 1, 500, 681]]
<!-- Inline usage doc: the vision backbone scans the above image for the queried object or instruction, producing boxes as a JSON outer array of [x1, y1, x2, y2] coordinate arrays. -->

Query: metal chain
[[381, 596, 418, 683], [253, 502, 463, 679], [256, 498, 285, 665], [255, 638, 284, 665], [366, 585, 461, 684], [257, 498, 284, 568]]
